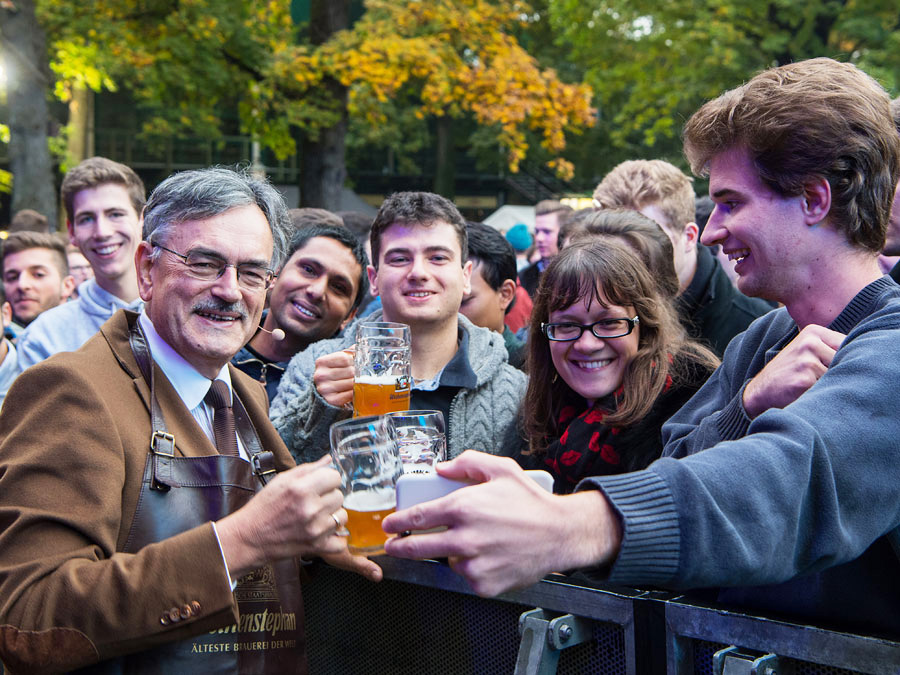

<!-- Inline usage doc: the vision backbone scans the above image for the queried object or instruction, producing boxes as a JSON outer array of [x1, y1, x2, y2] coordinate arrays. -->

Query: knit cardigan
[[270, 311, 526, 465]]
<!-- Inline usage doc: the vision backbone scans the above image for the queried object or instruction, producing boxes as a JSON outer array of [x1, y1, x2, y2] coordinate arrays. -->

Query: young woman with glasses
[[514, 238, 719, 493]]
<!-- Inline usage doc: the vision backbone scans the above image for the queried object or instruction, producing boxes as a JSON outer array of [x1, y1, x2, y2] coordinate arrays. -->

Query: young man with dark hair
[[16, 157, 146, 369], [384, 58, 900, 638], [593, 159, 772, 357], [271, 191, 525, 464], [287, 207, 345, 231], [461, 222, 525, 368], [1, 231, 75, 330], [519, 199, 573, 297], [232, 222, 369, 399]]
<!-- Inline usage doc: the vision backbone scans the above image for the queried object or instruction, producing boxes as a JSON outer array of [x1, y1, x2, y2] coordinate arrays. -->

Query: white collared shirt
[[139, 311, 249, 461]]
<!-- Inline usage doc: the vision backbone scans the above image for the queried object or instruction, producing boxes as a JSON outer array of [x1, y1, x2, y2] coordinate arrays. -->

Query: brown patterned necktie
[[204, 380, 239, 457]]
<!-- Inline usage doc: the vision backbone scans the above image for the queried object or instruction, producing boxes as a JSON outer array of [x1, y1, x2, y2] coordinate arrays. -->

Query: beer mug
[[386, 410, 446, 474], [329, 415, 402, 555], [353, 322, 411, 417]]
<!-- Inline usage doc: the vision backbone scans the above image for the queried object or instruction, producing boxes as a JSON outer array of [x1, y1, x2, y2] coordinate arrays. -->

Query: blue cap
[[505, 223, 532, 252]]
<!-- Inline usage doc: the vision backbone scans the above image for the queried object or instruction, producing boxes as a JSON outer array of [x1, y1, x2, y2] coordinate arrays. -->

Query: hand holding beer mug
[[353, 322, 411, 417], [386, 410, 446, 474], [329, 415, 402, 555]]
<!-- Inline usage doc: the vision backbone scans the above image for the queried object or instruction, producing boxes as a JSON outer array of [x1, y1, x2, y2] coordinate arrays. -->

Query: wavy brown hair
[[522, 240, 719, 456], [683, 58, 900, 254]]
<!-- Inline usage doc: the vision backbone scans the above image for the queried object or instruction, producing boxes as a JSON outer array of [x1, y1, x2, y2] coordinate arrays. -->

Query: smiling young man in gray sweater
[[271, 192, 525, 465]]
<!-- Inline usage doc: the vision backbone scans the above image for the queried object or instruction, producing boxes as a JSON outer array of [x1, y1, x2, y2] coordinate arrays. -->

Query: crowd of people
[[0, 56, 898, 672]]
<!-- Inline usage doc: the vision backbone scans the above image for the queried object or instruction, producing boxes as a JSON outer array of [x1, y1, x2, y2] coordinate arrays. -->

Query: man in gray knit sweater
[[383, 59, 900, 637], [271, 192, 525, 465]]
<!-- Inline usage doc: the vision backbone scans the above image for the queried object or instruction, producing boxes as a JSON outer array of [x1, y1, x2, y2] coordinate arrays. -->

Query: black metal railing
[[302, 557, 900, 675]]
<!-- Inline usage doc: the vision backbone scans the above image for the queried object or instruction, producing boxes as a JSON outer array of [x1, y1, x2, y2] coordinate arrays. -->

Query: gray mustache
[[192, 300, 248, 321]]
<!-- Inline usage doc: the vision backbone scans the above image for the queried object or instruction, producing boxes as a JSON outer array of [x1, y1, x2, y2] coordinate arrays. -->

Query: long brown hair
[[522, 240, 718, 456]]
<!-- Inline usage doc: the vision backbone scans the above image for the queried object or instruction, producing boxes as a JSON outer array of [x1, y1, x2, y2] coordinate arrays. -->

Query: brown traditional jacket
[[0, 310, 296, 673]]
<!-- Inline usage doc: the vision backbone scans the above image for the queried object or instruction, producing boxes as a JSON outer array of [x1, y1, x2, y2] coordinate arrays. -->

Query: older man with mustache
[[0, 167, 379, 673]]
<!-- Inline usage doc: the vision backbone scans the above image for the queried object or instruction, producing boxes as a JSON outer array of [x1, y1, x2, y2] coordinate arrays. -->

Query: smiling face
[[267, 235, 361, 347], [68, 183, 142, 289], [548, 287, 639, 407], [137, 204, 274, 378], [2, 248, 73, 325], [368, 221, 472, 330], [700, 146, 810, 304]]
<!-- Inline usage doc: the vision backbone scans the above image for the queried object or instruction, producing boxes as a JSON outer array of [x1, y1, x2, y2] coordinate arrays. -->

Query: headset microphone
[[258, 327, 286, 341]]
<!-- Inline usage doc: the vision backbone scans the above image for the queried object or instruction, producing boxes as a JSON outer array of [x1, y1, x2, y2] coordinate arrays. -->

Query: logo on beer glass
[[353, 322, 411, 417]]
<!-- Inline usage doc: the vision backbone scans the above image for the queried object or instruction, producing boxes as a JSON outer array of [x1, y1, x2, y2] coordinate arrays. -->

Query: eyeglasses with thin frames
[[151, 242, 276, 291], [541, 316, 639, 341]]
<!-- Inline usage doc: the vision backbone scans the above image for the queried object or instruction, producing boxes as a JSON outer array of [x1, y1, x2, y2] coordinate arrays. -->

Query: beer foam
[[344, 489, 396, 512], [355, 375, 400, 386]]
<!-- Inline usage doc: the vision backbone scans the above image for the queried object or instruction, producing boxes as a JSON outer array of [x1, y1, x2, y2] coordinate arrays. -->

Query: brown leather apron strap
[[233, 395, 278, 485], [127, 313, 180, 490]]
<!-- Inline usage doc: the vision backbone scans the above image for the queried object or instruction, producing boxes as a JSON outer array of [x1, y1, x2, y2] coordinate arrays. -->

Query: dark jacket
[[519, 260, 544, 298]]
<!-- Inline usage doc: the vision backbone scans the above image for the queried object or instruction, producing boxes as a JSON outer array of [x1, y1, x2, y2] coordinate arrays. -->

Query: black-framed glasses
[[152, 243, 276, 291], [542, 316, 639, 341]]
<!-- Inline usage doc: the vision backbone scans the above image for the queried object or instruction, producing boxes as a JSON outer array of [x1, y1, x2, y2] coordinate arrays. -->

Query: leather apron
[[74, 315, 306, 674]]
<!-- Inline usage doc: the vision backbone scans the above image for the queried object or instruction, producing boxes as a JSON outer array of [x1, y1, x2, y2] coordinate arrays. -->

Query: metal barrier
[[302, 557, 900, 675], [664, 598, 900, 675]]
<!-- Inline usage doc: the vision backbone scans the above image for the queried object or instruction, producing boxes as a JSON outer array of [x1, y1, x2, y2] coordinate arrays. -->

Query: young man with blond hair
[[16, 157, 145, 370], [593, 159, 772, 356]]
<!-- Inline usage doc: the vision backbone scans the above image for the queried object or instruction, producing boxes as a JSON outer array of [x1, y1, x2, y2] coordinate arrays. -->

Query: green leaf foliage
[[546, 0, 900, 177]]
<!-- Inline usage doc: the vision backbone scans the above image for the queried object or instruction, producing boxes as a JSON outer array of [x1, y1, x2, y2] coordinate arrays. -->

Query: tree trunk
[[299, 0, 349, 211], [433, 115, 455, 199], [67, 85, 95, 165], [1, 0, 58, 228], [299, 79, 348, 210]]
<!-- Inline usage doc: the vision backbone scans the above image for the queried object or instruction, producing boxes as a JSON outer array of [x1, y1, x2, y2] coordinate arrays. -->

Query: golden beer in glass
[[329, 415, 402, 555], [343, 490, 397, 553], [354, 322, 411, 418], [353, 375, 411, 417]]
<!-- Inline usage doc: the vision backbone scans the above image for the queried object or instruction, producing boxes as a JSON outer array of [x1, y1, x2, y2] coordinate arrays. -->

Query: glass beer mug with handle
[[329, 415, 402, 555], [385, 410, 446, 474], [353, 322, 412, 417]]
